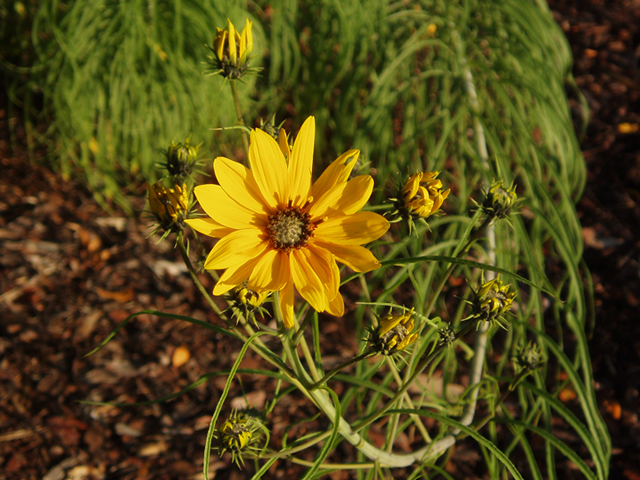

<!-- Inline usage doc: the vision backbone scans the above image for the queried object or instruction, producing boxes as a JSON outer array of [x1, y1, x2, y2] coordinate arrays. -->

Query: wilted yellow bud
[[147, 182, 188, 230], [211, 18, 254, 78], [370, 309, 419, 355]]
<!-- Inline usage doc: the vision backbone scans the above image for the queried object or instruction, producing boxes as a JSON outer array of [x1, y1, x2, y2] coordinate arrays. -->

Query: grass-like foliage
[[12, 0, 610, 477], [28, 0, 262, 212]]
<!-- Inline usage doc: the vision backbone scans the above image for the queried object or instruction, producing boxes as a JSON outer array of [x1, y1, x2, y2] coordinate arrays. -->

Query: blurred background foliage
[[1, 0, 610, 477]]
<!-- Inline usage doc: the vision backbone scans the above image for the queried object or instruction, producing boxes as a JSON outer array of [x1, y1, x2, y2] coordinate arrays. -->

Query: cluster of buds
[[147, 138, 203, 237], [215, 410, 266, 467], [477, 180, 520, 222], [389, 171, 450, 233], [147, 182, 189, 237], [227, 283, 270, 325], [468, 276, 516, 328], [209, 18, 255, 79], [162, 139, 203, 181], [369, 309, 419, 356]]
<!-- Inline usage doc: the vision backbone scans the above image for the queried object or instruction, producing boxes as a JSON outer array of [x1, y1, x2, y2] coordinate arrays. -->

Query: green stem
[[423, 216, 491, 319], [353, 321, 477, 433], [229, 80, 250, 157], [458, 370, 530, 439], [271, 294, 449, 467], [176, 238, 295, 379], [309, 351, 374, 390]]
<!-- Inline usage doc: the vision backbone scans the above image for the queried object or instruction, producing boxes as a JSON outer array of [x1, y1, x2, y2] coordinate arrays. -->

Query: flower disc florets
[[267, 207, 314, 252], [370, 309, 419, 355]]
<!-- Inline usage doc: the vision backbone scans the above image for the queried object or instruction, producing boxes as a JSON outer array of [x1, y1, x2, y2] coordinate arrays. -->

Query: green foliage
[[29, 0, 262, 212], [16, 0, 610, 477]]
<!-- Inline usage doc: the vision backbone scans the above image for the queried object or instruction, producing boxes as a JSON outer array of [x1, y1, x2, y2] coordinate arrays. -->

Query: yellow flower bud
[[401, 172, 450, 219], [481, 180, 518, 220], [228, 283, 270, 325], [215, 410, 265, 468], [370, 309, 419, 355], [147, 182, 188, 230], [390, 171, 450, 232], [471, 276, 516, 326], [210, 18, 254, 78]]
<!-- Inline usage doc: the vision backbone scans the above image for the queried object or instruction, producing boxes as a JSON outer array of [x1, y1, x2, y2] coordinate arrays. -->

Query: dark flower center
[[267, 207, 314, 252]]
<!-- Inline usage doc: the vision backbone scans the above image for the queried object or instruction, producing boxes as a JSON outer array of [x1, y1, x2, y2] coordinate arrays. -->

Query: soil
[[2, 1, 640, 478]]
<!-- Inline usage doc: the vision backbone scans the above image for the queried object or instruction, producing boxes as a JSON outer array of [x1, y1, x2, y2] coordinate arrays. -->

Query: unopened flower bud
[[210, 18, 254, 79], [370, 309, 419, 355], [389, 171, 450, 232], [163, 140, 200, 179], [147, 182, 188, 232], [438, 325, 456, 347], [481, 180, 519, 220], [515, 341, 544, 373], [215, 410, 265, 468], [470, 276, 516, 326], [227, 283, 270, 325]]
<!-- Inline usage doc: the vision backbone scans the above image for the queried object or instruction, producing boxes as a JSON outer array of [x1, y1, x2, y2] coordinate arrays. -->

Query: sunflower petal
[[291, 249, 328, 313], [278, 128, 290, 158], [310, 149, 359, 201], [309, 175, 373, 219], [194, 184, 262, 229], [307, 242, 340, 300], [315, 211, 390, 245], [248, 248, 290, 292], [185, 218, 234, 238], [227, 19, 237, 64], [204, 229, 267, 270], [279, 279, 296, 329], [289, 116, 315, 208], [212, 256, 262, 296], [326, 290, 345, 317], [215, 157, 271, 215], [249, 128, 290, 209], [314, 239, 381, 272]]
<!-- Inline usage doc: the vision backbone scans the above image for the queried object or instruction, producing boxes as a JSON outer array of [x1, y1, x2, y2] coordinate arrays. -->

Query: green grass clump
[[30, 0, 262, 212]]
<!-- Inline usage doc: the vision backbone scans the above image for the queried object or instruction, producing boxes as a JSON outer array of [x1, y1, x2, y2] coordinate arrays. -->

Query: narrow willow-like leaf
[[204, 332, 267, 480], [301, 389, 343, 479], [85, 309, 238, 357]]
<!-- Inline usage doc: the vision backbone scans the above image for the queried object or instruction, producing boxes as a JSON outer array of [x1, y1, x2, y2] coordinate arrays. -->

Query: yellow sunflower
[[186, 117, 389, 328]]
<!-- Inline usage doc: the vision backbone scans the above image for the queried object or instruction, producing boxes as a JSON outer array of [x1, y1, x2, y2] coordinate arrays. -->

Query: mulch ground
[[2, 1, 640, 478]]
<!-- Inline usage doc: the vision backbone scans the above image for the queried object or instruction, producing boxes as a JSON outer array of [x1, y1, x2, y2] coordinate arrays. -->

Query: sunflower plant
[[86, 13, 600, 480]]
